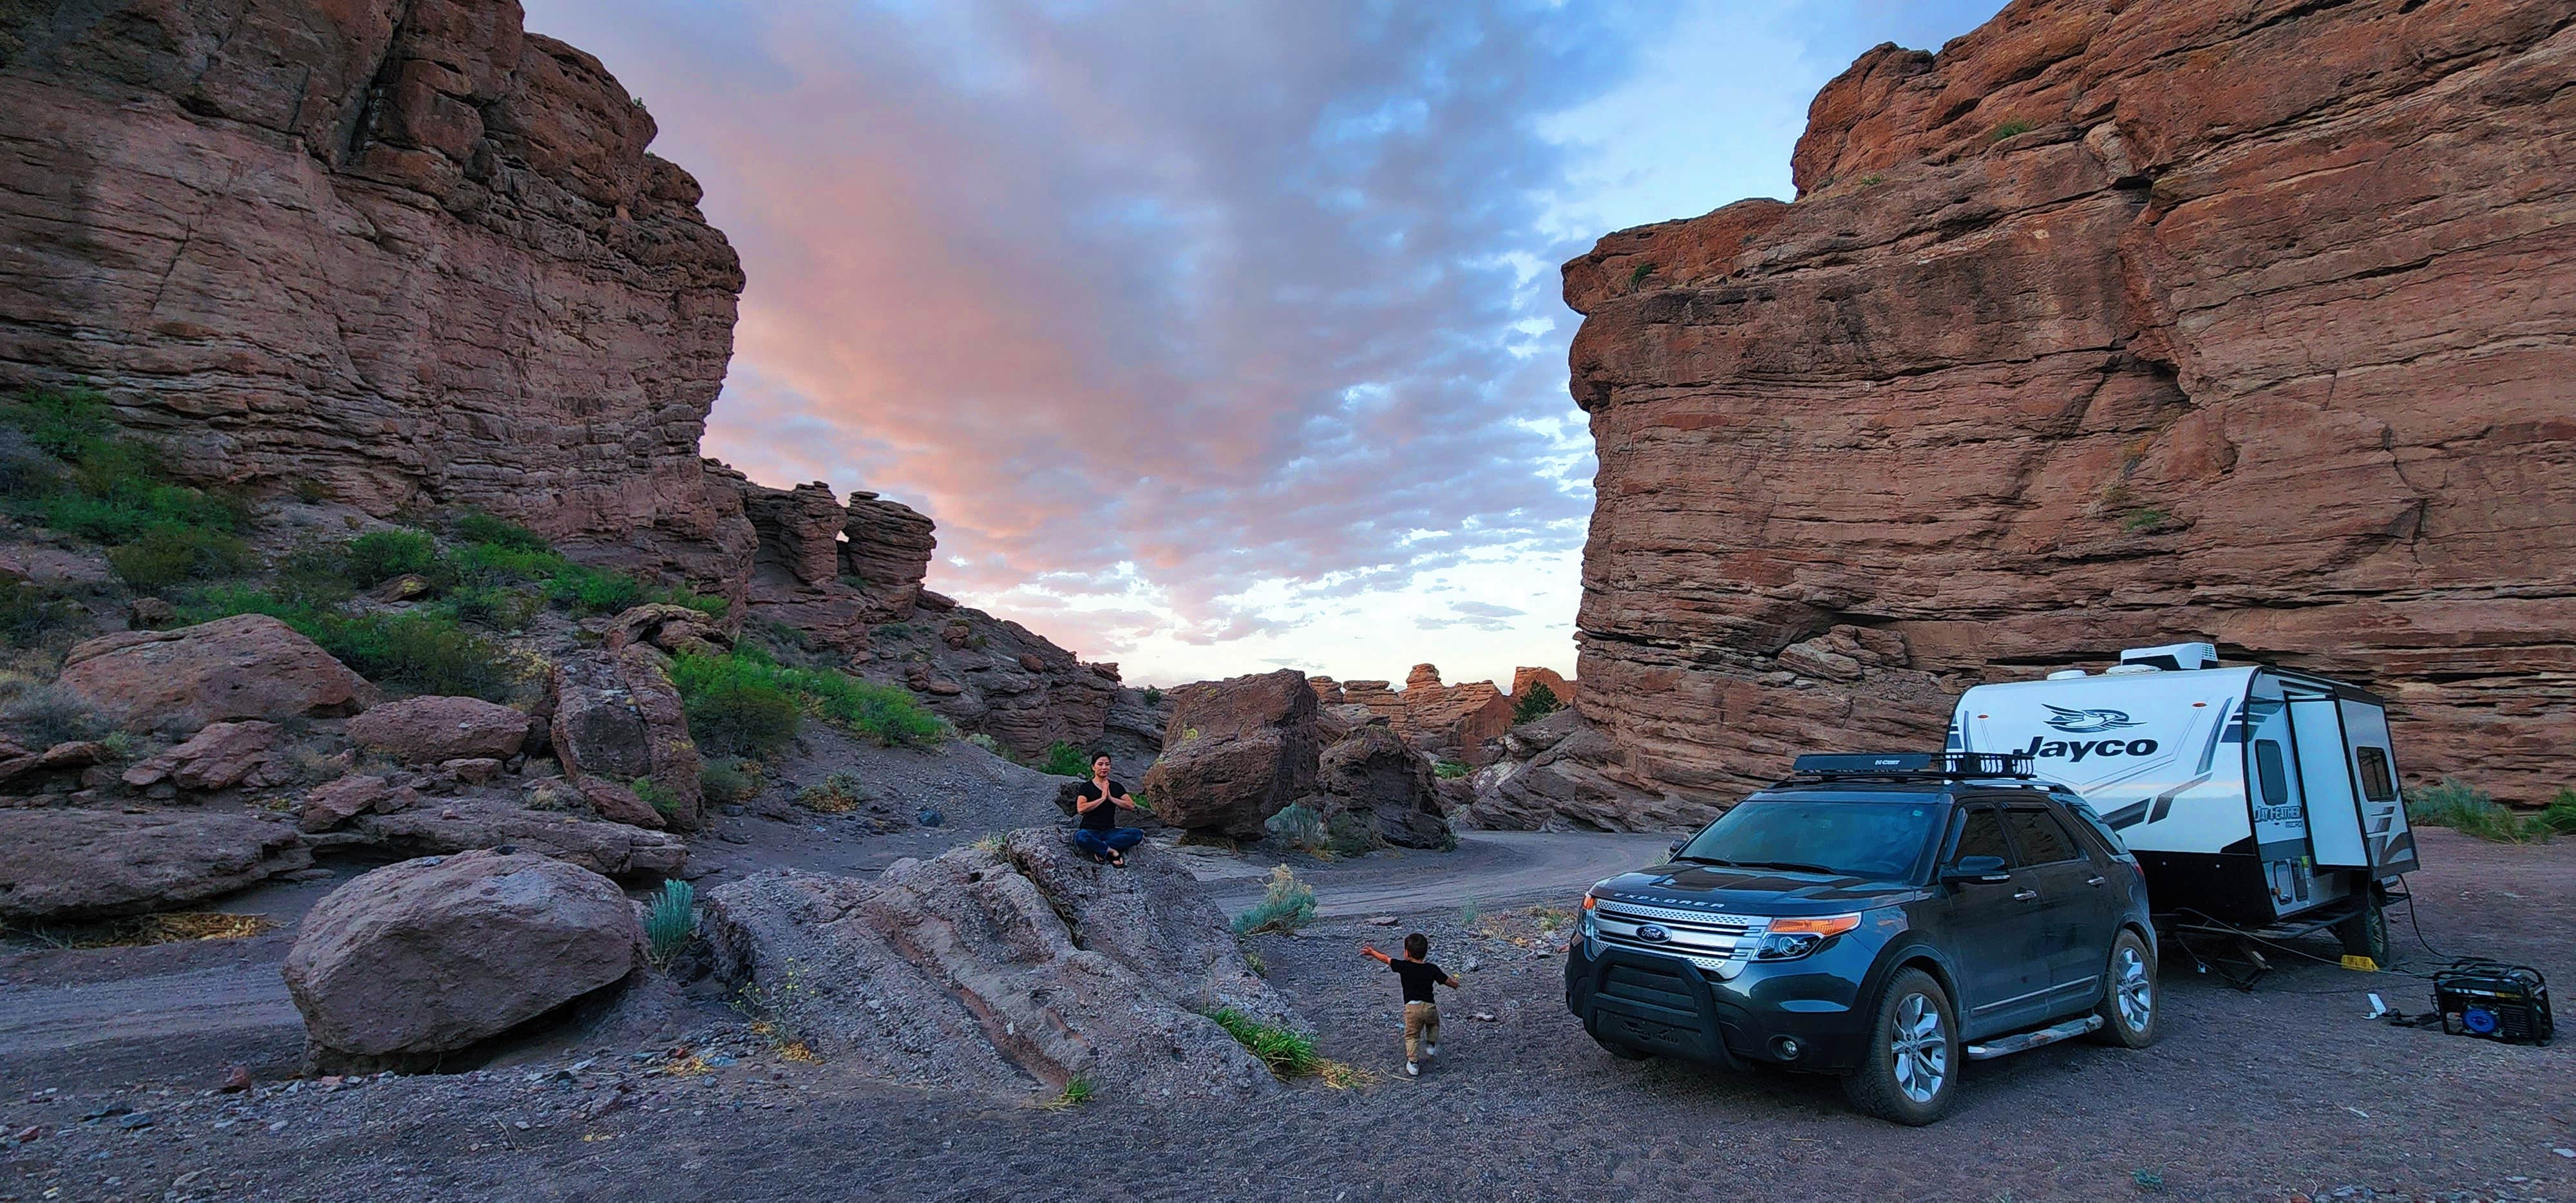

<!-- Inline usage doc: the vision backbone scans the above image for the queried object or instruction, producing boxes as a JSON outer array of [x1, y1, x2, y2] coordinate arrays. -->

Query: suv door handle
[[2085, 875, 2107, 887], [2012, 889, 2041, 902]]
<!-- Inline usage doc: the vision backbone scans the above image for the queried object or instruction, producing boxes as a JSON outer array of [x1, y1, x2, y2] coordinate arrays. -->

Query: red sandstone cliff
[[1558, 0, 2576, 824]]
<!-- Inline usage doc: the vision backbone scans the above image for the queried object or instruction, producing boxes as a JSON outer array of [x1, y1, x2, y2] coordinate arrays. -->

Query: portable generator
[[2432, 961, 2553, 1046]]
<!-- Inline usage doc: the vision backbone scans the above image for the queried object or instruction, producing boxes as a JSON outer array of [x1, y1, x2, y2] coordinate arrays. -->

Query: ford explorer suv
[[1565, 752, 2157, 1124]]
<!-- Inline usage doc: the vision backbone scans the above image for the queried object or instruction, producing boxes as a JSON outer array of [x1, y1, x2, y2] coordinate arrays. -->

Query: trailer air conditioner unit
[[1946, 647, 2416, 933], [2119, 641, 2219, 672]]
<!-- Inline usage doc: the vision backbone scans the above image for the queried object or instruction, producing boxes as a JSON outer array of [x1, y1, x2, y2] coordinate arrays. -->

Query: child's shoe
[[1404, 1061, 1419, 1077], [1423, 1043, 1437, 1058]]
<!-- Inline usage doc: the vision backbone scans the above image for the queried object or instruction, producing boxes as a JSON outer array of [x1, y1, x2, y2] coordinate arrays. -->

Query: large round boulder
[[59, 614, 377, 731], [1139, 668, 1318, 838], [346, 695, 535, 764], [282, 850, 639, 1063]]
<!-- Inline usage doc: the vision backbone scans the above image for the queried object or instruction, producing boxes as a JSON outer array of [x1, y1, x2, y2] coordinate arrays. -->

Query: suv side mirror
[[1942, 855, 2011, 886]]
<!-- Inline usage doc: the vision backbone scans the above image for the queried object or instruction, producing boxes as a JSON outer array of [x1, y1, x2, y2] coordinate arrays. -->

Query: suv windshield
[[1672, 795, 1944, 882]]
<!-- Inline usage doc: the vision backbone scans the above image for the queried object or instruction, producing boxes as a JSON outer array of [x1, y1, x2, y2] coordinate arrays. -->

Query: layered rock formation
[[1148, 672, 1448, 847], [0, 0, 756, 593], [1560, 0, 2576, 819], [1309, 665, 1515, 766]]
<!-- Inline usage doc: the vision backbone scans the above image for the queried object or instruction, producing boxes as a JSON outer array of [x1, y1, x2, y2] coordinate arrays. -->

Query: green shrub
[[1432, 759, 1472, 779], [2542, 790, 2576, 837], [1512, 681, 1563, 725], [1325, 810, 1379, 857], [106, 524, 253, 590], [643, 879, 695, 969], [796, 771, 869, 813], [0, 579, 80, 648], [3, 683, 106, 744], [445, 583, 540, 630], [1990, 118, 2034, 142], [633, 776, 679, 820], [673, 655, 802, 759], [343, 529, 442, 587], [699, 757, 762, 805], [2405, 776, 2552, 843], [1203, 1007, 1320, 1077], [1142, 686, 1162, 707], [448, 535, 724, 620], [1627, 261, 1654, 289], [1043, 1075, 1097, 1109], [1038, 740, 1091, 777], [672, 648, 940, 749], [1231, 865, 1316, 936], [451, 510, 551, 553], [1265, 802, 1324, 850], [0, 387, 113, 457], [177, 587, 518, 700]]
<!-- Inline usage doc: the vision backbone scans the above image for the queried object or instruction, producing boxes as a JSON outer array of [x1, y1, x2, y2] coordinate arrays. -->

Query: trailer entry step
[[1965, 1014, 2103, 1060]]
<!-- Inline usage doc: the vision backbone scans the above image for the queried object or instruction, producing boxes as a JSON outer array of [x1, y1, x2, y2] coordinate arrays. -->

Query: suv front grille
[[1592, 900, 1767, 978]]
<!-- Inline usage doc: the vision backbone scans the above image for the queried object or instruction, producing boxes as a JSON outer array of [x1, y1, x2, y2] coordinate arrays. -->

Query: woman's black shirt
[[1074, 780, 1126, 831]]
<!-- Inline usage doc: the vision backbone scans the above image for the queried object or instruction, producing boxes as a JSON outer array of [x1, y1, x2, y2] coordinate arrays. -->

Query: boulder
[[121, 721, 290, 791], [702, 829, 1291, 1101], [57, 615, 377, 732], [347, 695, 535, 765], [1314, 725, 1448, 849], [1141, 669, 1320, 838], [0, 809, 311, 921], [0, 739, 106, 789], [301, 775, 396, 833], [442, 757, 504, 784], [601, 603, 731, 658], [549, 648, 700, 829], [283, 850, 640, 1065], [316, 793, 687, 879]]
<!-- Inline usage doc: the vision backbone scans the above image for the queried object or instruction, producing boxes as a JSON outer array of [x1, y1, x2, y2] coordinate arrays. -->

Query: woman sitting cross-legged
[[1071, 753, 1144, 866]]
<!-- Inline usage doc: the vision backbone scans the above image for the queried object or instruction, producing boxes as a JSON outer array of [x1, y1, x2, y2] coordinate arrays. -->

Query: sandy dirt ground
[[1, 829, 2569, 1202]]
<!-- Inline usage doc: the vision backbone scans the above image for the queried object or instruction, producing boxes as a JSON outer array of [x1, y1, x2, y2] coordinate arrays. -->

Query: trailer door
[[2338, 700, 2420, 874], [2290, 692, 2368, 868]]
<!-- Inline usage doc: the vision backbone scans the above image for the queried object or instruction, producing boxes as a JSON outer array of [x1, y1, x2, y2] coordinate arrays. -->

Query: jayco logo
[[2018, 734, 2159, 762], [2043, 705, 2143, 734]]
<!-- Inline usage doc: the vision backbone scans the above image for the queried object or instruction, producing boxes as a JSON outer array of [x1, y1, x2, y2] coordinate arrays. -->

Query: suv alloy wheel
[[1842, 968, 1958, 1125], [2089, 929, 2159, 1048]]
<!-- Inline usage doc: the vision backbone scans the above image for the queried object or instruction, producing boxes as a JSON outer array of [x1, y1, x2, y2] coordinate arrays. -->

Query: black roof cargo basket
[[1790, 752, 2037, 781]]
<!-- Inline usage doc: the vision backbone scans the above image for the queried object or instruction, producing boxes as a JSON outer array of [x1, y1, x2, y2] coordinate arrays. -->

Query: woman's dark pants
[[1074, 828, 1144, 860]]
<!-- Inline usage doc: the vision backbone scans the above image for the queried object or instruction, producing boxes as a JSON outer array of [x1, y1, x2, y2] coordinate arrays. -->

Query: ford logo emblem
[[1635, 923, 1671, 943]]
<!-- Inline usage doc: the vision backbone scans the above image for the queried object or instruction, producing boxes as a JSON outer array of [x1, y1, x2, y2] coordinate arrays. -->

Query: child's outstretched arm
[[1358, 943, 1392, 965]]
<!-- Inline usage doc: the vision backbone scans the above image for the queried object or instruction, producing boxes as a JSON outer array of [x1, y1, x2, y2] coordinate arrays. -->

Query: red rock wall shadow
[[1562, 0, 2576, 816]]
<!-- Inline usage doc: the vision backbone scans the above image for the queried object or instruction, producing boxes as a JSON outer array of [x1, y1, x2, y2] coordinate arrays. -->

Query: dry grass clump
[[12, 911, 274, 948]]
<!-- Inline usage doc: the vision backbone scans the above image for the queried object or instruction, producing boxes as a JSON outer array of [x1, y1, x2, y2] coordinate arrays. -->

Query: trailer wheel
[[2336, 892, 2392, 967], [2088, 929, 2159, 1048], [1841, 969, 1958, 1126]]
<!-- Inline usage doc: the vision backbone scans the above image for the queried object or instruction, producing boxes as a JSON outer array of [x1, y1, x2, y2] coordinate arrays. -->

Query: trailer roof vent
[[2119, 641, 2219, 672], [2046, 669, 2087, 680], [2104, 664, 2159, 674]]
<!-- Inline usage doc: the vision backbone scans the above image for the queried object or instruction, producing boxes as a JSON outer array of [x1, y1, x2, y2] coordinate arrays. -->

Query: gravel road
[[4, 828, 2570, 1202]]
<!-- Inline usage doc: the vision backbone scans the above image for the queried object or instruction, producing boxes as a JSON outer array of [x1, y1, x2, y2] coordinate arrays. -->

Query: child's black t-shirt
[[1390, 958, 1452, 1003]]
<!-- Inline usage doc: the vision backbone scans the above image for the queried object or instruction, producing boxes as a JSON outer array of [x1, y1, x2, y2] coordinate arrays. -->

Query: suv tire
[[2088, 928, 2159, 1048], [1841, 968, 1958, 1126]]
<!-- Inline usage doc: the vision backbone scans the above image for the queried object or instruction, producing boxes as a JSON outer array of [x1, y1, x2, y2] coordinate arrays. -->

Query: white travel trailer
[[1946, 642, 2416, 946]]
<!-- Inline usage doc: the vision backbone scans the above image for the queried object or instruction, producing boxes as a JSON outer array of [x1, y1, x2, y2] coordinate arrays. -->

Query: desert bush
[[2404, 777, 2552, 843], [699, 757, 762, 806], [178, 587, 518, 700], [343, 529, 442, 587], [1203, 1007, 1320, 1077], [1041, 1075, 1097, 1109], [670, 652, 802, 758], [643, 878, 696, 969], [672, 648, 940, 749], [106, 524, 253, 589], [1142, 686, 1162, 707], [1512, 681, 1562, 725], [632, 777, 679, 820], [0, 578, 81, 648], [1231, 865, 1316, 936], [3, 683, 107, 744], [1990, 118, 2034, 142], [1264, 802, 1324, 850], [1037, 740, 1091, 777], [1432, 759, 1471, 779], [447, 534, 724, 620], [964, 732, 1001, 754], [445, 583, 541, 631], [1325, 810, 1379, 858], [451, 510, 550, 553], [796, 771, 869, 813]]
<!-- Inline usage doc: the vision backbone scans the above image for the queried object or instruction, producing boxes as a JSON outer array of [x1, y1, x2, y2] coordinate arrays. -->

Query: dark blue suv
[[1564, 753, 2157, 1124]]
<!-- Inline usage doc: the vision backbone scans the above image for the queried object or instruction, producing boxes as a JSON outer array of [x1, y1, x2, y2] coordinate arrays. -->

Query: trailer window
[[2005, 808, 2082, 865], [2253, 739, 2290, 806], [2354, 747, 2397, 802]]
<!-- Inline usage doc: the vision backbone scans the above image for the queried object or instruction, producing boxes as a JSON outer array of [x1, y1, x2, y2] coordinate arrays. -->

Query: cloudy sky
[[524, 0, 2002, 688]]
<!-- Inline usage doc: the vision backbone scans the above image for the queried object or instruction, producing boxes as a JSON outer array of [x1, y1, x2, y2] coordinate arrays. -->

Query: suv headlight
[[1754, 913, 1860, 961], [1578, 891, 1598, 938]]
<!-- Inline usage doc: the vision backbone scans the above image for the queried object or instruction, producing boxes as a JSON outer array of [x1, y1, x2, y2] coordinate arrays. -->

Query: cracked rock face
[[1560, 0, 2576, 817], [701, 829, 1293, 1101]]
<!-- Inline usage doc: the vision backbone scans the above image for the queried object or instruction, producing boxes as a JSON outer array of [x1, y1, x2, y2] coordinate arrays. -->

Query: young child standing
[[1361, 933, 1459, 1077]]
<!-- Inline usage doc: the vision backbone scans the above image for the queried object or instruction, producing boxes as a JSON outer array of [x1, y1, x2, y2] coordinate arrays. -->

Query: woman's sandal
[[1106, 850, 1126, 867]]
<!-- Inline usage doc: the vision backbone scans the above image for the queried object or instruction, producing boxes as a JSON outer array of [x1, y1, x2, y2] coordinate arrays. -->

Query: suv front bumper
[[1565, 935, 1879, 1072]]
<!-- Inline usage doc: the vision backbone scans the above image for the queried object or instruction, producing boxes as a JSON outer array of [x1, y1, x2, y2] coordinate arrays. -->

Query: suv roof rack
[[1788, 752, 2038, 781]]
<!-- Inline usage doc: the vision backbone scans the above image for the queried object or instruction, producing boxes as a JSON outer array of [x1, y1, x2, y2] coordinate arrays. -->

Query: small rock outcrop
[[317, 794, 688, 880], [1466, 710, 1695, 833], [120, 721, 291, 791], [1311, 725, 1447, 848], [347, 696, 535, 766], [703, 829, 1293, 1101], [549, 647, 699, 829], [57, 616, 376, 732], [1309, 667, 1515, 766], [0, 810, 311, 922], [1142, 670, 1321, 838], [283, 850, 640, 1067]]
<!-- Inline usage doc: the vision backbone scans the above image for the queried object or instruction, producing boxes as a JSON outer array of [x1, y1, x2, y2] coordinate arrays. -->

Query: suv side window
[[2004, 807, 2083, 865], [1950, 806, 2012, 865]]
